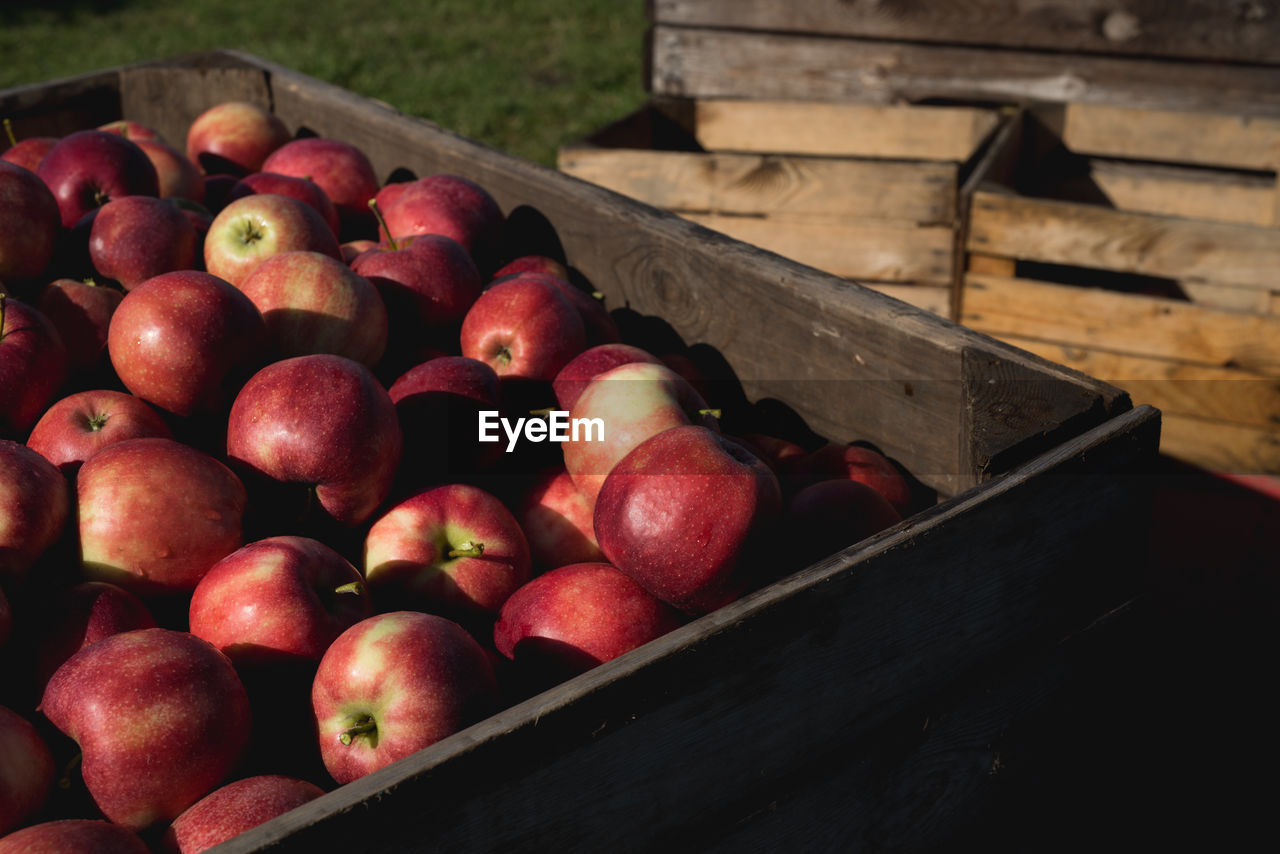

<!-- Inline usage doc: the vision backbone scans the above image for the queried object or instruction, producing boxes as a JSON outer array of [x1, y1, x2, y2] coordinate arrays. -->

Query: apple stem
[[367, 198, 396, 250], [0, 292, 7, 336], [448, 541, 485, 559], [58, 752, 82, 790], [698, 408, 723, 420], [339, 716, 377, 746], [334, 581, 364, 596], [529, 407, 554, 418], [2, 118, 16, 147], [591, 291, 605, 301], [86, 411, 110, 432]]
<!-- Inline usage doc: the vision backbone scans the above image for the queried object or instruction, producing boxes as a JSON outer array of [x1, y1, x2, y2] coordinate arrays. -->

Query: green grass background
[[0, 1, 649, 167]]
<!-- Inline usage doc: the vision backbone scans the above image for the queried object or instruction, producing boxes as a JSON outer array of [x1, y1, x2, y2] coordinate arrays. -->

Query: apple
[[135, 138, 205, 203], [551, 342, 662, 412], [185, 101, 292, 177], [793, 443, 914, 514], [163, 775, 326, 854], [364, 483, 532, 621], [0, 439, 69, 586], [40, 628, 252, 830], [35, 129, 159, 228], [226, 354, 402, 530], [0, 295, 68, 439], [501, 271, 620, 347], [340, 238, 378, 264], [88, 195, 199, 291], [237, 250, 387, 367], [107, 270, 267, 418], [594, 425, 782, 614], [26, 389, 172, 476], [735, 432, 809, 479], [492, 254, 569, 282], [562, 361, 716, 508], [518, 466, 604, 571], [31, 581, 157, 693], [459, 274, 586, 382], [77, 437, 247, 597], [261, 137, 380, 239], [228, 171, 340, 237], [203, 193, 342, 288], [0, 160, 61, 284], [494, 562, 685, 682], [0, 820, 150, 854], [311, 610, 498, 784], [375, 174, 504, 270], [786, 478, 903, 567], [189, 535, 374, 666], [36, 278, 123, 377], [98, 120, 164, 143], [1, 123, 57, 173], [0, 704, 55, 837]]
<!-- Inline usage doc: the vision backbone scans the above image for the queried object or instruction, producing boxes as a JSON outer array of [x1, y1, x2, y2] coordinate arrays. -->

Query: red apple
[[504, 271, 620, 347], [261, 137, 381, 240], [107, 270, 267, 417], [31, 581, 157, 692], [40, 628, 252, 830], [594, 425, 782, 614], [237, 250, 387, 367], [793, 443, 914, 515], [311, 610, 498, 784], [189, 535, 374, 666], [77, 437, 247, 597], [459, 274, 586, 382], [340, 238, 378, 264], [0, 705, 55, 837], [551, 342, 662, 412], [185, 101, 292, 177], [203, 193, 342, 288], [0, 820, 150, 854], [518, 465, 604, 571], [26, 389, 172, 476], [0, 295, 68, 440], [1, 136, 57, 174], [135, 138, 205, 203], [35, 129, 159, 228], [228, 171, 340, 237], [375, 174, 504, 269], [0, 160, 61, 284], [226, 354, 402, 529], [88, 195, 199, 290], [735, 432, 809, 479], [163, 775, 326, 854], [36, 278, 123, 377], [492, 254, 569, 282], [97, 120, 164, 143], [0, 439, 69, 586], [786, 478, 903, 567]]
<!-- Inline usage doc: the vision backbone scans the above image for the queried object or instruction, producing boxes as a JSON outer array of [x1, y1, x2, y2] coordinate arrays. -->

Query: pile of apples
[[0, 100, 919, 852]]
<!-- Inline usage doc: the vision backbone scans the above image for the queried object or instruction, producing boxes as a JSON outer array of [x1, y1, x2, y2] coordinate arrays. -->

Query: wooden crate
[[558, 97, 1006, 318], [960, 104, 1280, 474], [0, 51, 1160, 851]]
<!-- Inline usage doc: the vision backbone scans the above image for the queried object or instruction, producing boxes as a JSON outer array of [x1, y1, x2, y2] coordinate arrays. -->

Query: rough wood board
[[556, 145, 956, 223], [648, 0, 1280, 66], [692, 99, 1000, 162], [0, 68, 121, 139], [649, 26, 1280, 116], [967, 190, 1280, 291], [1159, 411, 1280, 473], [863, 283, 952, 319], [961, 272, 1280, 376], [1072, 159, 1277, 228], [1060, 103, 1280, 171]]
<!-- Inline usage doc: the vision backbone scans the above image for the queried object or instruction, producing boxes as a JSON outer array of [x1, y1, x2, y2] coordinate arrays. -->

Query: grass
[[0, 0, 650, 167]]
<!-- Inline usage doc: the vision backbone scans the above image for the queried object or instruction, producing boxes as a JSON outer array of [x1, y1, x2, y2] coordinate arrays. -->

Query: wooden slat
[[967, 191, 1280, 291], [692, 100, 1000, 162], [1061, 103, 1280, 171], [1179, 283, 1280, 314], [556, 144, 956, 223], [1159, 412, 1280, 474], [862, 283, 952, 319], [961, 273, 1280, 376], [649, 26, 1280, 116], [682, 212, 955, 284], [1072, 159, 1277, 228], [649, 0, 1280, 66]]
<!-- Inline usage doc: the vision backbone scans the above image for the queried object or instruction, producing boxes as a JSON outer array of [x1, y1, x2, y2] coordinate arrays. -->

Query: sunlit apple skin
[[459, 275, 586, 383], [203, 193, 342, 288], [0, 439, 69, 586], [261, 138, 380, 240], [792, 443, 914, 515], [551, 343, 662, 413], [1, 136, 57, 173], [77, 438, 247, 597], [0, 820, 151, 854], [228, 171, 340, 237], [364, 483, 532, 620], [40, 629, 252, 831], [0, 704, 56, 837], [594, 425, 782, 615], [189, 535, 374, 666], [312, 611, 498, 785], [0, 296, 68, 441], [376, 174, 504, 269], [89, 195, 199, 291], [26, 389, 173, 477], [185, 101, 292, 177], [502, 271, 620, 348], [35, 130, 159, 228], [0, 159, 61, 283], [31, 581, 157, 693], [518, 466, 604, 572], [37, 278, 123, 377], [133, 139, 204, 204], [163, 775, 326, 854], [492, 254, 569, 282]]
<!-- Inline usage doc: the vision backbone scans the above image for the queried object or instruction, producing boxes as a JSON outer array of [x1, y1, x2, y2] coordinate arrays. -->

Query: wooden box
[[960, 104, 1280, 474], [0, 51, 1160, 851]]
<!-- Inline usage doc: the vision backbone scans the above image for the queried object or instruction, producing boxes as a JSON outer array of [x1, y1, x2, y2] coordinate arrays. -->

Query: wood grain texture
[[1064, 158, 1277, 228], [863, 283, 952, 318], [1159, 411, 1280, 473], [0, 67, 121, 139], [119, 61, 274, 151], [649, 26, 1280, 116], [649, 0, 1280, 66]]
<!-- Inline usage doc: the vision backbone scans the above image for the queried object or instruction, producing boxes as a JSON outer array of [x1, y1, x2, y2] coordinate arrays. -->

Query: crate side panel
[[1159, 412, 1280, 473], [0, 69, 122, 139], [1061, 103, 1280, 171], [1074, 159, 1276, 228], [118, 64, 274, 150]]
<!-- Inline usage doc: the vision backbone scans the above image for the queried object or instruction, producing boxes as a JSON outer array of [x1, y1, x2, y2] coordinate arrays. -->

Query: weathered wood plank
[[1061, 103, 1280, 171], [649, 0, 1280, 66], [1159, 412, 1280, 474], [966, 190, 1280, 291], [118, 62, 274, 150], [0, 67, 121, 140], [961, 272, 1280, 376], [862, 283, 952, 319], [692, 99, 1000, 162], [649, 26, 1280, 116]]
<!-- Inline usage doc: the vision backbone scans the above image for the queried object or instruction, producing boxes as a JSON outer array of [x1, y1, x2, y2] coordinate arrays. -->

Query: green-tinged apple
[[135, 138, 205, 203], [189, 535, 373, 666], [203, 193, 342, 287], [89, 195, 199, 290], [459, 274, 586, 383], [30, 581, 157, 694], [311, 611, 498, 784], [40, 628, 252, 830], [26, 389, 172, 476], [0, 295, 68, 440], [0, 439, 69, 586], [226, 354, 402, 530], [786, 478, 903, 567], [0, 820, 150, 854], [518, 466, 604, 571], [36, 278, 123, 378], [163, 775, 326, 854], [594, 425, 782, 614], [261, 138, 380, 239], [238, 250, 387, 367], [185, 101, 292, 177], [0, 704, 56, 837], [77, 437, 246, 597], [35, 130, 159, 228], [551, 342, 662, 412], [228, 171, 340, 237], [375, 174, 504, 271], [0, 160, 61, 284], [107, 270, 267, 418], [97, 120, 164, 143]]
